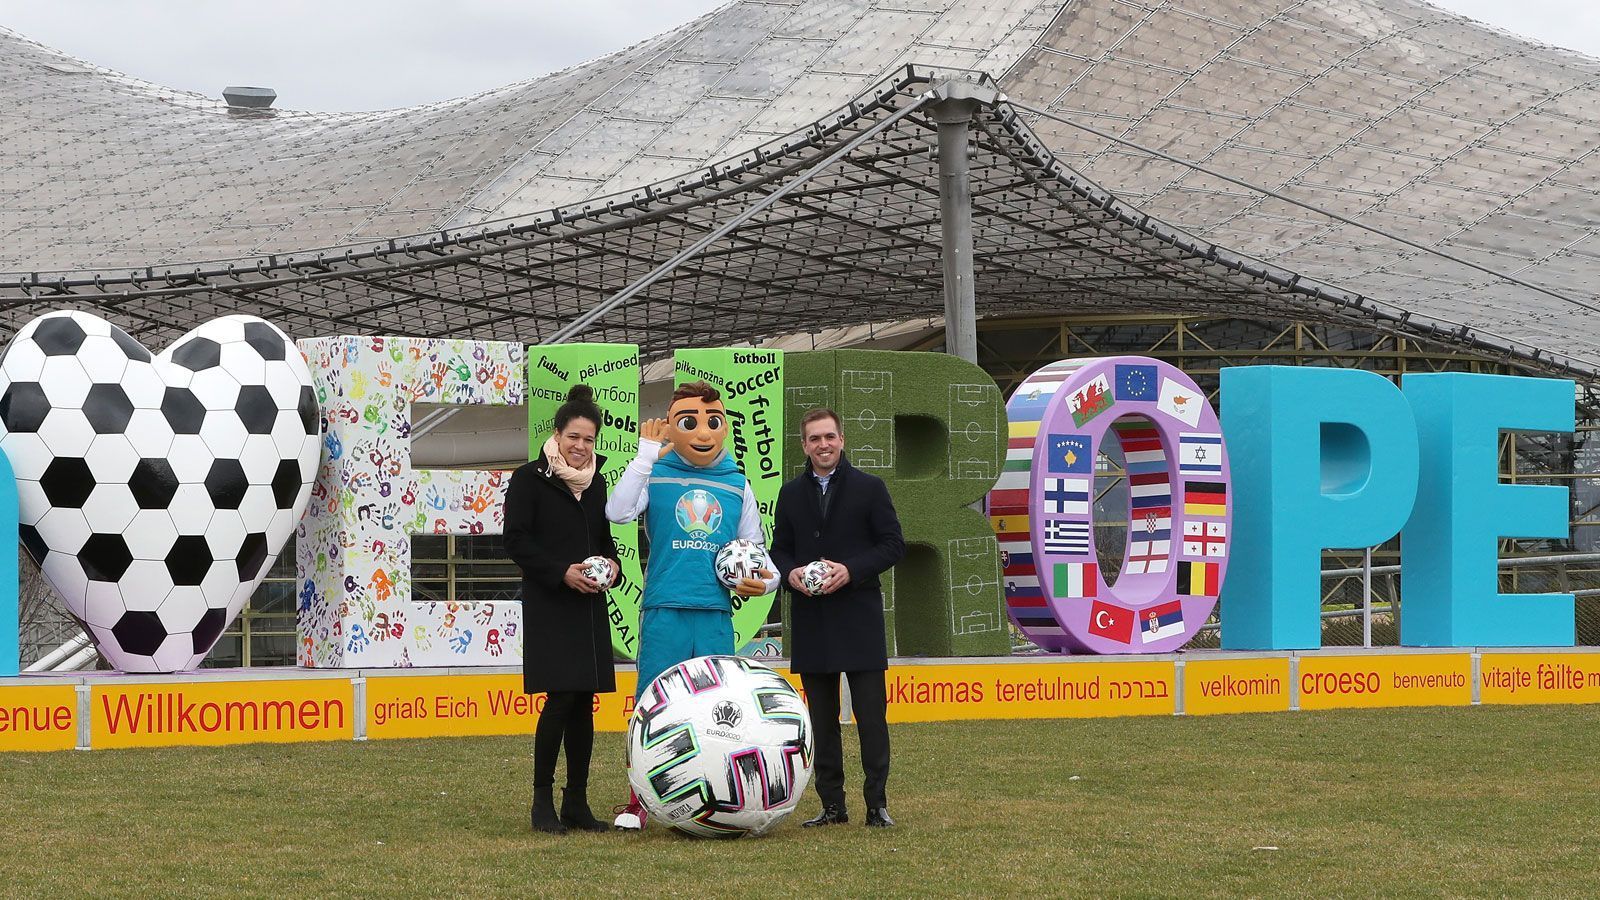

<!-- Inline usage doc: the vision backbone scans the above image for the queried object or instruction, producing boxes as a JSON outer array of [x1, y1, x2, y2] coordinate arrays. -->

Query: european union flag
[[1047, 434, 1092, 473], [1115, 364, 1158, 401]]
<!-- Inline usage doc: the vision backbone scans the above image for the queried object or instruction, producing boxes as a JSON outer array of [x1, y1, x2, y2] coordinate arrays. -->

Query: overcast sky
[[0, 0, 1594, 112]]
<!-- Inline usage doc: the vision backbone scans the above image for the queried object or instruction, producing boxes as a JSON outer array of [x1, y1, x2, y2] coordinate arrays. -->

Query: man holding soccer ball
[[770, 408, 906, 828], [605, 380, 776, 830]]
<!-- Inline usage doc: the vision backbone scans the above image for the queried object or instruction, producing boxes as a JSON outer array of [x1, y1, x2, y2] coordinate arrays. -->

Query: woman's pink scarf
[[542, 435, 595, 499]]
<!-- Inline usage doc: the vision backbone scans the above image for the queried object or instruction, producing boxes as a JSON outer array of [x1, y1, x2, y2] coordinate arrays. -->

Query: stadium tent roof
[[1, 0, 1597, 377]]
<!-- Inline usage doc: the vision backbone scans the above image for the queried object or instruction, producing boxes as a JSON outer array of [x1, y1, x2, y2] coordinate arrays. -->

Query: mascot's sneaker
[[613, 795, 647, 831]]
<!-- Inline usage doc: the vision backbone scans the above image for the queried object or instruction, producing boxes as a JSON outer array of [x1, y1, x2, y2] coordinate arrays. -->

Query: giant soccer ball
[[0, 312, 320, 672], [627, 655, 813, 838], [713, 538, 773, 589]]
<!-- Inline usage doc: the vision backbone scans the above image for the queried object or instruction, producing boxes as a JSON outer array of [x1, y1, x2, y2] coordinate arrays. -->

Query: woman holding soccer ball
[[504, 384, 622, 835]]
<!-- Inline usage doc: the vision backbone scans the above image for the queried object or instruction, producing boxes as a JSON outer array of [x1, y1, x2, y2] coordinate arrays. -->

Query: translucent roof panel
[[0, 0, 1596, 378]]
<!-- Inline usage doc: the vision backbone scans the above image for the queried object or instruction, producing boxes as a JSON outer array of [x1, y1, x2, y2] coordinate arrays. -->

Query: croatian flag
[[1139, 600, 1185, 643]]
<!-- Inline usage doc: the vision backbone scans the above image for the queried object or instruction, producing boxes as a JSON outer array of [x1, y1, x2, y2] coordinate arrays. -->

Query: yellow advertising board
[[0, 684, 78, 752], [1184, 657, 1291, 716], [883, 661, 1176, 722], [1479, 653, 1600, 705], [1296, 653, 1472, 711], [11, 648, 1600, 753], [91, 679, 354, 749]]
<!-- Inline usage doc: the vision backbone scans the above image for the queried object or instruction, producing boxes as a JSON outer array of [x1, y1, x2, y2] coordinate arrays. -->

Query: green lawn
[[2, 705, 1597, 898]]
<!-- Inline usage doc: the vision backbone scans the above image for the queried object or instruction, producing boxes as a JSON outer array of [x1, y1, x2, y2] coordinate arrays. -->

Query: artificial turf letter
[[1400, 373, 1575, 646], [1219, 367, 1418, 649], [785, 350, 1008, 656]]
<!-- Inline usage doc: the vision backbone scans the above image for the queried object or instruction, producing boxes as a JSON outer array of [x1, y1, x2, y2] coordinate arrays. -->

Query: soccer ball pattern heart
[[0, 312, 320, 673]]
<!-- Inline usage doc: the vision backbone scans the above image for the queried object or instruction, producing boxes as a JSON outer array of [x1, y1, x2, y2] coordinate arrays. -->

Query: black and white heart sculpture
[[0, 312, 320, 672]]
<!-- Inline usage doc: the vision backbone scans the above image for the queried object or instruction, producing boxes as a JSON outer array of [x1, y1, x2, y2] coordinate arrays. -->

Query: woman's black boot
[[531, 785, 568, 834], [560, 786, 609, 832]]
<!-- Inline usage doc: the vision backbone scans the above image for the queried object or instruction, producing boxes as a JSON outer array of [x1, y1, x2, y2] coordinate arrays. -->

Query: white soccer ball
[[580, 555, 614, 587], [713, 539, 772, 588], [626, 655, 813, 838], [799, 560, 831, 596]]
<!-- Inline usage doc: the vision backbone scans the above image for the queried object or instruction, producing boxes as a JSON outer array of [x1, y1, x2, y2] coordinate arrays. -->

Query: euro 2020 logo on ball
[[675, 489, 723, 536]]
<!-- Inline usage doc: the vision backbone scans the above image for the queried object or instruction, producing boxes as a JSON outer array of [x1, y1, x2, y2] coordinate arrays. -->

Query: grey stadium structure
[[3, 0, 1600, 665]]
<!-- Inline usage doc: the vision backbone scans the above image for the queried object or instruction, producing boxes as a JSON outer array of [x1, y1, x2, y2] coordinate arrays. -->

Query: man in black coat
[[770, 408, 906, 828]]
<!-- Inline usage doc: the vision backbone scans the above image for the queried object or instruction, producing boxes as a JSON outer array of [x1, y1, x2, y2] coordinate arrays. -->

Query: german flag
[[1177, 560, 1220, 596], [1183, 480, 1227, 516]]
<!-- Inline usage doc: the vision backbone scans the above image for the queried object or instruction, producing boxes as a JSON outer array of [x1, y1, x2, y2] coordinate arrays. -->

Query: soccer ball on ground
[[580, 555, 614, 587], [626, 655, 813, 838], [799, 560, 831, 596], [713, 538, 773, 588]]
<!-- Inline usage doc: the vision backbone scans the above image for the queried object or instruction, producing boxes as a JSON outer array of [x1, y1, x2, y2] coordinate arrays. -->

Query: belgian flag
[[1177, 560, 1220, 596]]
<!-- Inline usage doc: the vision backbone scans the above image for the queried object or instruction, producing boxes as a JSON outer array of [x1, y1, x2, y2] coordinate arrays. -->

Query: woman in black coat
[[504, 385, 619, 835]]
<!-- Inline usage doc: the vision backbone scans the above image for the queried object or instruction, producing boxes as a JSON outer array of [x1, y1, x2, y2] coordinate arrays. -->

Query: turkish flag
[[1088, 600, 1133, 644]]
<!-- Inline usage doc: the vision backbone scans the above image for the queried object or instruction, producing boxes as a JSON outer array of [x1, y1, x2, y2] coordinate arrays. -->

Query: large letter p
[[1219, 367, 1418, 649]]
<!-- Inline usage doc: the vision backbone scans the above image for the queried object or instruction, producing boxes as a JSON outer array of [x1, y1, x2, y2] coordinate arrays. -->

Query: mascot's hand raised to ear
[[605, 380, 778, 830]]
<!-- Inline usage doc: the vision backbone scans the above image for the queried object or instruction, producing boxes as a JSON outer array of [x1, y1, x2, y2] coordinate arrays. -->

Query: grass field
[[2, 705, 1598, 898]]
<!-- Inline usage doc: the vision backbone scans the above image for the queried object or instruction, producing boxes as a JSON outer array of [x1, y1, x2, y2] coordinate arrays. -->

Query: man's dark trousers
[[801, 671, 889, 810]]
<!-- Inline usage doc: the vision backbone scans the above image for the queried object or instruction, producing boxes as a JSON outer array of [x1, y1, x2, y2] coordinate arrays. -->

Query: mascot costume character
[[604, 380, 777, 830]]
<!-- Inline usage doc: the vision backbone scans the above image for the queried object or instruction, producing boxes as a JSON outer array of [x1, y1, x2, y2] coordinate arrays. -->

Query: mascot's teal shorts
[[635, 608, 734, 698]]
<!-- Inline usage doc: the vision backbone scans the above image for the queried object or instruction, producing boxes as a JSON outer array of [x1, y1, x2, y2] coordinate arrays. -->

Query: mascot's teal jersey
[[642, 449, 746, 612]]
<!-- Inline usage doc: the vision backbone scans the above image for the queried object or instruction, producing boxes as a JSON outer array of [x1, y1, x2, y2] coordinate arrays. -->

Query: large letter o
[[988, 356, 1231, 653]]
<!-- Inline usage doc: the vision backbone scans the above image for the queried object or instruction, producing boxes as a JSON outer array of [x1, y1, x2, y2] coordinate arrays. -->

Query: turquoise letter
[[0, 447, 16, 676], [1401, 373, 1575, 646], [1219, 367, 1418, 649]]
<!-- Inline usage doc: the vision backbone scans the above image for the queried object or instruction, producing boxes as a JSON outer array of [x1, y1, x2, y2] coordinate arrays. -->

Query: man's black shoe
[[864, 807, 895, 828], [802, 805, 848, 827]]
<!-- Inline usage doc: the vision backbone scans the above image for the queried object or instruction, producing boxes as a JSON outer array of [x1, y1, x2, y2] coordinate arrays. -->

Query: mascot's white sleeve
[[605, 438, 660, 524], [739, 482, 780, 595]]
